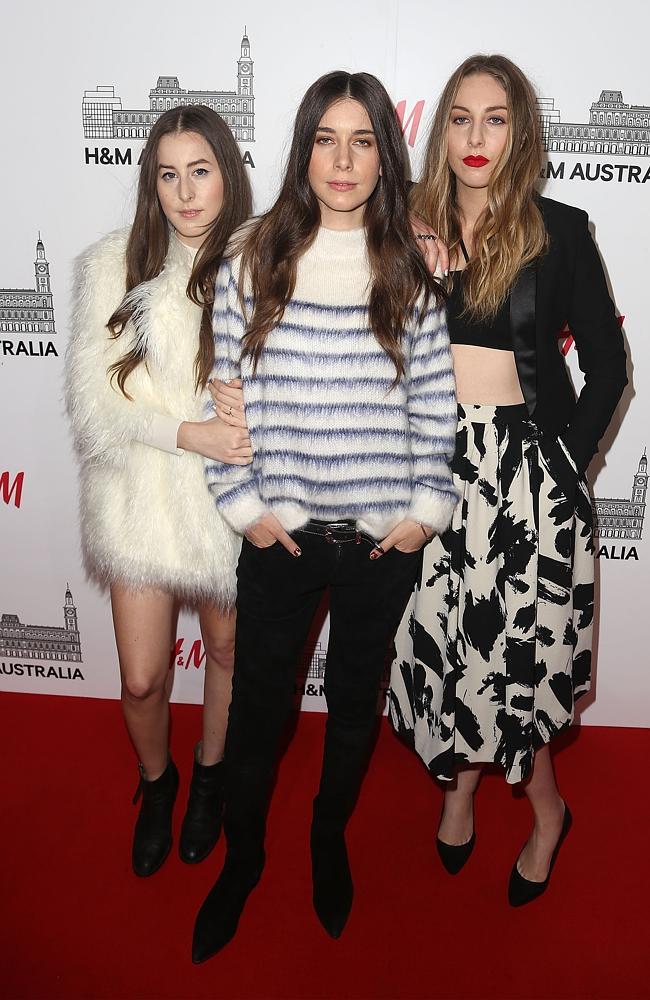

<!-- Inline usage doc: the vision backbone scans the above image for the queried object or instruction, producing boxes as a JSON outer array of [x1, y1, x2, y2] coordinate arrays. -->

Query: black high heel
[[508, 803, 572, 907], [436, 799, 475, 875], [436, 830, 476, 875]]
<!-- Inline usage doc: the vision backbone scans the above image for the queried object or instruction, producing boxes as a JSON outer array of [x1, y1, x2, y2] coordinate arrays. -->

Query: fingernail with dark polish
[[293, 547, 302, 557], [370, 551, 378, 560]]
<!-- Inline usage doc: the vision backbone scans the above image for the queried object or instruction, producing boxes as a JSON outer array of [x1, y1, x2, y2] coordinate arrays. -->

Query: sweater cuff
[[138, 413, 184, 455], [407, 487, 458, 536], [217, 484, 268, 535]]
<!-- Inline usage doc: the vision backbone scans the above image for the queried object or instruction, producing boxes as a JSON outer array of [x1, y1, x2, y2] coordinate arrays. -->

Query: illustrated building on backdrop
[[0, 586, 82, 663], [0, 236, 55, 336], [537, 90, 650, 156], [592, 451, 647, 540], [82, 30, 254, 142], [303, 642, 327, 680]]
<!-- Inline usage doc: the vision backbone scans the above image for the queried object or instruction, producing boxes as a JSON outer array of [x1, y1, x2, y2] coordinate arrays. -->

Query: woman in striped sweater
[[192, 70, 458, 963]]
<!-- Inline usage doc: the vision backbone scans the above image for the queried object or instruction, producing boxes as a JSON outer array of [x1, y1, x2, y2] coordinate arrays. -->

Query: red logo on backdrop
[[395, 100, 426, 147], [557, 314, 625, 355], [1, 471, 24, 508], [171, 638, 206, 670]]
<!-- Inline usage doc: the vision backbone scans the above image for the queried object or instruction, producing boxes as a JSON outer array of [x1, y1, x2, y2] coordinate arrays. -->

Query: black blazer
[[511, 196, 627, 476]]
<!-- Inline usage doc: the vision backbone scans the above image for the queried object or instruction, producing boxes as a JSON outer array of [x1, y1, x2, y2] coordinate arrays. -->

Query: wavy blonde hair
[[413, 54, 547, 320]]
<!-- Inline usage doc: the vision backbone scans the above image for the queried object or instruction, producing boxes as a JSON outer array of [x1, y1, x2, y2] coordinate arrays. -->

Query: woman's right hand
[[245, 513, 301, 556], [208, 378, 247, 428], [177, 417, 253, 465]]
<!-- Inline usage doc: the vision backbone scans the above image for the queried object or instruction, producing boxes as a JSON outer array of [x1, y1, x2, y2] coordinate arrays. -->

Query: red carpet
[[1, 692, 648, 1000]]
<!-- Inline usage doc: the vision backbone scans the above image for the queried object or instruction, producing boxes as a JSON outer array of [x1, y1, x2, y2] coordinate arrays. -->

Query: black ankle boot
[[179, 747, 225, 864], [192, 850, 265, 964], [311, 824, 353, 940], [132, 758, 179, 877]]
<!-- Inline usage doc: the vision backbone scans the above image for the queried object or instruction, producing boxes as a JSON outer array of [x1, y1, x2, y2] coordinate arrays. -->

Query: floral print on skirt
[[389, 403, 594, 784]]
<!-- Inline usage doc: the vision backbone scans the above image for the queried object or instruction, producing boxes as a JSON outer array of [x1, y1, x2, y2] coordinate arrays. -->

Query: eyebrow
[[157, 158, 211, 169], [315, 126, 375, 135], [451, 105, 508, 113]]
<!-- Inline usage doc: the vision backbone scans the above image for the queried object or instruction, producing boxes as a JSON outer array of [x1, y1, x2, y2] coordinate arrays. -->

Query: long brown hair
[[413, 54, 547, 319], [237, 71, 442, 381], [107, 105, 251, 396]]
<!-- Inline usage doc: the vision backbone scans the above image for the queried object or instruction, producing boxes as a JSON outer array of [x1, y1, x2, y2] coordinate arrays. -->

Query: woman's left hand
[[208, 378, 247, 428], [409, 215, 449, 276], [369, 519, 433, 559]]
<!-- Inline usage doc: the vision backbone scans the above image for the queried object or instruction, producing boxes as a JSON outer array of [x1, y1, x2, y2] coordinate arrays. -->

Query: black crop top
[[447, 242, 512, 352]]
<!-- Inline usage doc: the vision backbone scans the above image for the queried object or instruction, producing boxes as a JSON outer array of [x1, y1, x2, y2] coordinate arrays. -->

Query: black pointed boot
[[310, 716, 376, 939], [179, 745, 225, 864], [192, 763, 269, 964], [132, 758, 179, 877], [311, 811, 353, 940]]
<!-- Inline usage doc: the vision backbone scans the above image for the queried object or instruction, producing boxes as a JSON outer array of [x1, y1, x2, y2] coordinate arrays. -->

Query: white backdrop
[[1, 0, 647, 726]]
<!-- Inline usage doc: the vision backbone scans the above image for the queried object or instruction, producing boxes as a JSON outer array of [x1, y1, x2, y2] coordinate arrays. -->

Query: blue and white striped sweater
[[205, 225, 458, 539]]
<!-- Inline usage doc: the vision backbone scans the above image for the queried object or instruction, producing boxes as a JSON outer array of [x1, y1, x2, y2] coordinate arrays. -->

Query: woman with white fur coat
[[65, 106, 252, 877]]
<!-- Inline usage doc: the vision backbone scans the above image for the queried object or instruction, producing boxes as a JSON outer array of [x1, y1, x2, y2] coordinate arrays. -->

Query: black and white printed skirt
[[389, 403, 594, 784]]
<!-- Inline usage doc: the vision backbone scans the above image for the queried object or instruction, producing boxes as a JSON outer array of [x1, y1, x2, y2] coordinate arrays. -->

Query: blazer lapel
[[510, 263, 537, 415]]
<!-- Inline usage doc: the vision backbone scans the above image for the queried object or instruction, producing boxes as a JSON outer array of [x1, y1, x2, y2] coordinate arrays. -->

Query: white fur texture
[[65, 229, 240, 606]]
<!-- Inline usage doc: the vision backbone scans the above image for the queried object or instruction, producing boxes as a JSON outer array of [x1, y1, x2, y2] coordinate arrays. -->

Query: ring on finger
[[415, 233, 438, 241], [227, 405, 233, 416]]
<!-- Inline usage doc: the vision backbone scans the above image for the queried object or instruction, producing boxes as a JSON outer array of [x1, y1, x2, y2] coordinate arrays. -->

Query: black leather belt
[[297, 519, 368, 544]]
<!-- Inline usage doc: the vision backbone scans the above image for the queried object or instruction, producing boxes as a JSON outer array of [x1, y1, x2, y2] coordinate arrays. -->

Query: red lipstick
[[463, 156, 489, 167]]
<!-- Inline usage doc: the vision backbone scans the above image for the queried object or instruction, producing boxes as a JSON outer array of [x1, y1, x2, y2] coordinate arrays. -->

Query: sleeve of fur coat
[[65, 231, 164, 467]]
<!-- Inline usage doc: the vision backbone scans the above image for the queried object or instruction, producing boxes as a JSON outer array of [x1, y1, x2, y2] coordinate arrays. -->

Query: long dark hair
[[238, 71, 442, 381], [107, 105, 252, 396]]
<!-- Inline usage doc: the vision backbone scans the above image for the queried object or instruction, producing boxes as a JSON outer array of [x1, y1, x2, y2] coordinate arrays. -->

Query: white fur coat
[[65, 228, 240, 606]]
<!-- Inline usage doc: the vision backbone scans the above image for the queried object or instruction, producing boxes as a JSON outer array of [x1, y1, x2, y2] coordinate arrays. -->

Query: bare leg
[[198, 605, 236, 765], [111, 583, 176, 780], [517, 743, 565, 881], [438, 765, 482, 846]]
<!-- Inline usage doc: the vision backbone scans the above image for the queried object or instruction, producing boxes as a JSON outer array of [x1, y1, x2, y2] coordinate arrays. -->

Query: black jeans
[[223, 522, 422, 859]]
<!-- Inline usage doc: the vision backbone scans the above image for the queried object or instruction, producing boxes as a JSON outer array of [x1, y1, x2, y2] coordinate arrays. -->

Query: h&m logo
[[396, 100, 426, 148], [1, 472, 24, 508], [171, 637, 205, 669]]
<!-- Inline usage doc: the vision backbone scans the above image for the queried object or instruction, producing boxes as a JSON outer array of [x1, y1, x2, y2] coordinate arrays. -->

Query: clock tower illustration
[[0, 234, 56, 338], [64, 584, 79, 634], [35, 235, 51, 296], [238, 28, 253, 105]]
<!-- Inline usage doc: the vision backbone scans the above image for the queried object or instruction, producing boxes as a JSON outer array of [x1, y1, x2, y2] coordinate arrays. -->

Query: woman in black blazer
[[389, 54, 627, 906]]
